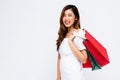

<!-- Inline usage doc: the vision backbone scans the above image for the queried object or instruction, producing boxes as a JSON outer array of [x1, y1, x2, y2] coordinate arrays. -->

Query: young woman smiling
[[56, 4, 88, 80]]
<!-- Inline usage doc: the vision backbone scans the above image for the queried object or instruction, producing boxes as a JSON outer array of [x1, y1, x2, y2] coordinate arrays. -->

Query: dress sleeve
[[73, 29, 86, 50], [74, 37, 86, 50]]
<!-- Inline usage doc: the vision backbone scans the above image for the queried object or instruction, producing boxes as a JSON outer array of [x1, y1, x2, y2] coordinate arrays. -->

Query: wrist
[[68, 39, 72, 42], [68, 39, 73, 44]]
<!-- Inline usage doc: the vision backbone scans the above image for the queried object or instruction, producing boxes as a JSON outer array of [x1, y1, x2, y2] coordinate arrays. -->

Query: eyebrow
[[64, 12, 73, 15]]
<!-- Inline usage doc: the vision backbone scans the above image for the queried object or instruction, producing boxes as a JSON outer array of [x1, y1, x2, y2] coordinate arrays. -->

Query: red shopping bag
[[82, 30, 110, 68]]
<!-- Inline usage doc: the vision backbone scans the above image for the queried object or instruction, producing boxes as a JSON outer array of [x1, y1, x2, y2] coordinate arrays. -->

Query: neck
[[68, 26, 74, 32]]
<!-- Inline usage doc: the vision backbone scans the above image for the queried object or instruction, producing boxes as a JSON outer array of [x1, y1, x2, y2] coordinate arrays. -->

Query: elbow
[[82, 59, 87, 64], [81, 57, 88, 64], [78, 58, 87, 64], [77, 56, 88, 64]]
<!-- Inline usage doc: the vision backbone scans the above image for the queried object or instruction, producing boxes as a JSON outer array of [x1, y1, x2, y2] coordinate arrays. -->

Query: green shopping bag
[[86, 48, 101, 71]]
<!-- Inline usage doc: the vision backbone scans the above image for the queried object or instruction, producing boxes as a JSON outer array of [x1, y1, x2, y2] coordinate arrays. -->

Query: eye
[[68, 14, 72, 17], [63, 14, 66, 17]]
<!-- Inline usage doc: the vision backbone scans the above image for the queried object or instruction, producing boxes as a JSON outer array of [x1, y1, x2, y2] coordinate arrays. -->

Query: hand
[[68, 30, 77, 41], [68, 33, 75, 41], [57, 77, 61, 80]]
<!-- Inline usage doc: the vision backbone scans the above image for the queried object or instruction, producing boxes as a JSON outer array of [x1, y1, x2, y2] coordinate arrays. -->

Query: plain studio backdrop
[[0, 0, 119, 80]]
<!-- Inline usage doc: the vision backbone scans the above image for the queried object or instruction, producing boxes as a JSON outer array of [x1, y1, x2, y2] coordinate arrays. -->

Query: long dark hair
[[56, 4, 81, 51]]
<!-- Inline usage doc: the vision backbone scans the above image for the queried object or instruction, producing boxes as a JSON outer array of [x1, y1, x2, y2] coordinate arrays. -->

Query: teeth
[[65, 21, 70, 24]]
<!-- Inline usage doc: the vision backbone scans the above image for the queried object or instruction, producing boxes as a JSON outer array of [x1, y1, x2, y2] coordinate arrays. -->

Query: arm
[[57, 52, 61, 80], [68, 40, 88, 64]]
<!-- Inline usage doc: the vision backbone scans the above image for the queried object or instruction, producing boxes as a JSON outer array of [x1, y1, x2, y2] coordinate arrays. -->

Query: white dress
[[59, 29, 86, 80]]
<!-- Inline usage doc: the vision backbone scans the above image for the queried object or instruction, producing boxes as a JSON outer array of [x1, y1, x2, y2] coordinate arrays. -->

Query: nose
[[64, 16, 69, 20]]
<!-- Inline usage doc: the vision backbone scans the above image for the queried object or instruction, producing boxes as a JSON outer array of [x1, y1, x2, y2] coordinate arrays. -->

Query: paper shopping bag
[[82, 30, 110, 69], [85, 47, 101, 70]]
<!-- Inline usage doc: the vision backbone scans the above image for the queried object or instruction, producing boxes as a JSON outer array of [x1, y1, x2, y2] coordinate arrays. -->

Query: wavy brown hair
[[56, 4, 81, 51]]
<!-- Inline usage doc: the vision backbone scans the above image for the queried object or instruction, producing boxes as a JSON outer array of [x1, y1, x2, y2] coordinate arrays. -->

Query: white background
[[0, 0, 119, 80]]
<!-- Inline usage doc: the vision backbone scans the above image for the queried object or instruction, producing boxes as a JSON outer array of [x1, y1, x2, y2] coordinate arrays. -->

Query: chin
[[65, 25, 72, 28]]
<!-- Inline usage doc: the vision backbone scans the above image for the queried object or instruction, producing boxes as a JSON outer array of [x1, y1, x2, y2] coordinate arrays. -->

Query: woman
[[56, 4, 88, 80]]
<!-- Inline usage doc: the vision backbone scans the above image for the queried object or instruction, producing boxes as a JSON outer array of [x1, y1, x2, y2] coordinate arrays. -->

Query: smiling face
[[62, 9, 77, 28], [57, 5, 81, 50]]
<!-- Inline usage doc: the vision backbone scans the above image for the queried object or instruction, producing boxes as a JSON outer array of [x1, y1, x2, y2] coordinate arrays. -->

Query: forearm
[[57, 64, 61, 80], [57, 53, 61, 80], [68, 40, 87, 63]]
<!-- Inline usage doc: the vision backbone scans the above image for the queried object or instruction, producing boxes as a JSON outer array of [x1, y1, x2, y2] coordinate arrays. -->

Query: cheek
[[62, 17, 65, 22], [71, 17, 75, 22]]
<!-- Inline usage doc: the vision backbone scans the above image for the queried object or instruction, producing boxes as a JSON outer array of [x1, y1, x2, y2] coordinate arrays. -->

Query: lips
[[64, 21, 70, 25]]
